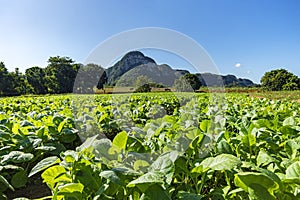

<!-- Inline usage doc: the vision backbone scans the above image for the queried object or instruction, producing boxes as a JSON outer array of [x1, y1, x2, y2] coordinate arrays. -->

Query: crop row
[[0, 93, 300, 199]]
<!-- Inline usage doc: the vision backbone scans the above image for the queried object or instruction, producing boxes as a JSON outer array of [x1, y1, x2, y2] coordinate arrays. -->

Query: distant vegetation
[[261, 69, 300, 91], [0, 57, 106, 96], [174, 73, 202, 92], [0, 51, 299, 97]]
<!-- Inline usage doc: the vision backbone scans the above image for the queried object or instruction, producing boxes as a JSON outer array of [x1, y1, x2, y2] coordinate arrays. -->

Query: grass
[[248, 90, 300, 101], [21, 86, 300, 102]]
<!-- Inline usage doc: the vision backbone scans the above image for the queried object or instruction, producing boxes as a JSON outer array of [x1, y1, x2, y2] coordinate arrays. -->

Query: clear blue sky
[[1, 0, 300, 83]]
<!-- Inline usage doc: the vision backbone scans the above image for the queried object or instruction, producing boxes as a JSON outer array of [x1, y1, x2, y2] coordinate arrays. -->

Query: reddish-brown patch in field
[[297, 99, 300, 102], [254, 96, 265, 99]]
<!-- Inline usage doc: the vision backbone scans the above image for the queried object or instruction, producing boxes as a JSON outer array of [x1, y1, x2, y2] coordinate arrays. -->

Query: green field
[[249, 90, 300, 101], [1, 92, 300, 199]]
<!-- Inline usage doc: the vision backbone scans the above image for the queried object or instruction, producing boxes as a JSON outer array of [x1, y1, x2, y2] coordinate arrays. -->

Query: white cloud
[[235, 63, 241, 68]]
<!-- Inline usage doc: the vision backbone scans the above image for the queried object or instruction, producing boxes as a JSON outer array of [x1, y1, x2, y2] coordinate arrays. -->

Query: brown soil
[[5, 172, 51, 199]]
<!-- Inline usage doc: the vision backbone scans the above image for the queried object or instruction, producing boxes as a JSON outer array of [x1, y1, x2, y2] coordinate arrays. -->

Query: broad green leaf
[[1, 151, 34, 164], [200, 154, 241, 171], [57, 120, 66, 133], [283, 116, 296, 126], [127, 172, 163, 188], [191, 165, 203, 174], [111, 167, 141, 176], [177, 191, 202, 199], [29, 156, 60, 177], [52, 115, 64, 126], [60, 128, 77, 143], [149, 155, 175, 184], [282, 178, 300, 185], [189, 134, 204, 150], [12, 123, 21, 134], [286, 161, 300, 179], [37, 126, 45, 138], [242, 133, 256, 148], [35, 146, 56, 151], [41, 165, 67, 189], [279, 126, 298, 136], [285, 140, 299, 159], [227, 188, 244, 196], [112, 131, 128, 150], [257, 150, 276, 167], [43, 143, 66, 155], [255, 168, 282, 186], [11, 170, 28, 188], [76, 135, 98, 152], [93, 184, 109, 199], [175, 157, 190, 174], [58, 183, 84, 193], [1, 165, 23, 171], [217, 140, 233, 154], [140, 184, 171, 200], [186, 128, 202, 140], [61, 150, 78, 163], [200, 120, 211, 132], [149, 155, 174, 175], [234, 172, 279, 200], [99, 113, 108, 123], [134, 160, 150, 171], [100, 170, 122, 185], [76, 165, 101, 191], [93, 139, 117, 161], [253, 119, 272, 129]]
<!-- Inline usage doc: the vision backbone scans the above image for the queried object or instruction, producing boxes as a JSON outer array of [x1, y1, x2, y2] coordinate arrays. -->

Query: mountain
[[105, 51, 255, 87], [106, 51, 156, 85], [197, 73, 255, 87], [116, 63, 178, 87], [175, 69, 190, 76]]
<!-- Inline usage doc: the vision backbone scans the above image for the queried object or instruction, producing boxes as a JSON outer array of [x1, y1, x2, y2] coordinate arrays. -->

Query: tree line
[[0, 55, 299, 97], [0, 56, 107, 96]]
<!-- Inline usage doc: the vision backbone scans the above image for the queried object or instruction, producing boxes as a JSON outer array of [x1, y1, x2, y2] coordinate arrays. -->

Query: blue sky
[[1, 0, 300, 83]]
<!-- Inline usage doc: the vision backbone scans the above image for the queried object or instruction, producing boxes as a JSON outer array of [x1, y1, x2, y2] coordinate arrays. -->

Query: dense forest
[[0, 56, 107, 96]]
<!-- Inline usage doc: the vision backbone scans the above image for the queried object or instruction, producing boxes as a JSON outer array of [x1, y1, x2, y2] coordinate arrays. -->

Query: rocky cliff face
[[105, 51, 156, 85], [105, 51, 255, 87], [197, 73, 255, 87]]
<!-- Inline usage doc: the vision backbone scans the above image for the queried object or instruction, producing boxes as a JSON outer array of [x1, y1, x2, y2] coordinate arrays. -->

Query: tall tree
[[174, 73, 201, 92], [135, 75, 151, 87], [261, 69, 300, 91], [9, 68, 28, 95], [73, 63, 107, 94], [183, 73, 201, 91], [0, 64, 28, 96], [25, 66, 47, 94], [0, 62, 11, 95], [44, 56, 78, 94], [174, 77, 192, 92]]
